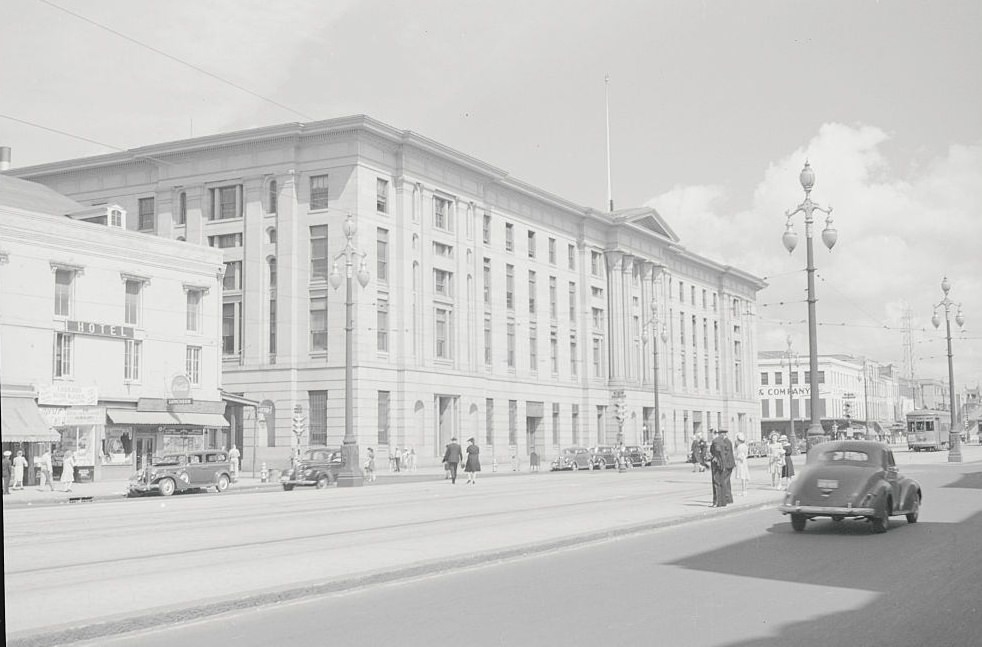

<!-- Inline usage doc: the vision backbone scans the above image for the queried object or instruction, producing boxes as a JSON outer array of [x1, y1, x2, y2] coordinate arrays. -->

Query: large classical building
[[8, 115, 765, 468], [0, 175, 227, 482]]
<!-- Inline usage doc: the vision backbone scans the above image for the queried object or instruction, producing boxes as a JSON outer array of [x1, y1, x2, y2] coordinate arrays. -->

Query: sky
[[2, 0, 980, 393]]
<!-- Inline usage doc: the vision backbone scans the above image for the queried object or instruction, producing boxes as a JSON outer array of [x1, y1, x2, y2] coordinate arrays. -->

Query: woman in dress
[[60, 450, 76, 493], [733, 433, 750, 496], [364, 447, 376, 482], [767, 432, 784, 489], [12, 449, 28, 490], [464, 437, 481, 485], [780, 434, 795, 486]]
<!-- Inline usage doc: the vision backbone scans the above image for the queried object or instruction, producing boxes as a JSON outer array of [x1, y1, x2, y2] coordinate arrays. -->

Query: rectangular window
[[776, 372, 784, 385], [568, 244, 576, 270], [591, 286, 603, 299], [505, 223, 514, 252], [310, 225, 329, 281], [529, 326, 538, 370], [186, 346, 201, 385], [775, 399, 785, 418], [434, 269, 453, 297], [507, 322, 515, 368], [702, 289, 707, 309], [377, 300, 389, 352], [713, 293, 718, 312], [124, 339, 141, 382], [124, 280, 141, 325], [550, 331, 558, 374], [760, 372, 769, 385], [528, 271, 537, 314], [178, 192, 187, 225], [483, 258, 492, 307], [208, 233, 242, 248], [219, 187, 237, 220], [552, 403, 560, 446], [376, 178, 388, 213], [269, 299, 277, 356], [433, 242, 453, 258], [53, 332, 72, 377], [679, 281, 685, 302], [483, 214, 491, 245], [186, 290, 202, 333], [572, 404, 580, 445], [549, 276, 557, 320], [569, 282, 576, 322], [570, 336, 578, 377], [223, 261, 242, 291], [268, 180, 278, 214], [308, 390, 328, 446], [591, 251, 602, 276], [138, 197, 155, 231], [310, 296, 327, 351], [505, 264, 514, 310], [310, 175, 329, 211], [377, 228, 389, 282], [433, 196, 452, 231], [54, 269, 74, 317], [527, 230, 536, 258], [680, 349, 687, 387], [484, 316, 492, 365], [679, 312, 685, 345], [592, 307, 604, 330], [691, 286, 696, 305], [378, 391, 390, 444], [435, 307, 453, 359], [222, 301, 242, 356], [508, 400, 518, 445], [762, 400, 770, 418], [548, 238, 557, 265], [592, 337, 603, 377], [692, 315, 697, 348], [486, 398, 494, 446], [818, 371, 826, 384]]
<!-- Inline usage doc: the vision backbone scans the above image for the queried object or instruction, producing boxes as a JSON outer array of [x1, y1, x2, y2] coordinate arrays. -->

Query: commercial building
[[8, 115, 765, 468], [0, 175, 227, 482]]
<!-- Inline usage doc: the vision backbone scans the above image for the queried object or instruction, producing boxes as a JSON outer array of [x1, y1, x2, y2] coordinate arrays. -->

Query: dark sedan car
[[551, 447, 596, 471], [778, 440, 921, 533], [624, 445, 649, 467], [280, 447, 342, 490], [589, 445, 617, 469], [128, 450, 232, 497]]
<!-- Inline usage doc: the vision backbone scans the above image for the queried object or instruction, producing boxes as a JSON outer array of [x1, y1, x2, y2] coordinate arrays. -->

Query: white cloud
[[647, 124, 982, 390]]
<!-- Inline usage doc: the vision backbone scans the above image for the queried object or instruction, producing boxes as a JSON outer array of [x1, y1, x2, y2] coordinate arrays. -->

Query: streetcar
[[905, 409, 950, 451]]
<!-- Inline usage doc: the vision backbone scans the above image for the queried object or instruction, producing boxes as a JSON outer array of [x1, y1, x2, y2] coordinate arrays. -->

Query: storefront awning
[[107, 409, 229, 428], [1, 396, 61, 442]]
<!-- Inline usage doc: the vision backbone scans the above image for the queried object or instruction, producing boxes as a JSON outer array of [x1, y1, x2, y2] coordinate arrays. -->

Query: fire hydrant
[[491, 455, 498, 472], [260, 462, 268, 483]]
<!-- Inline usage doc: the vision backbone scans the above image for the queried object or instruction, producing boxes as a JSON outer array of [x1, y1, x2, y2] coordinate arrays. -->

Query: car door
[[883, 449, 902, 504]]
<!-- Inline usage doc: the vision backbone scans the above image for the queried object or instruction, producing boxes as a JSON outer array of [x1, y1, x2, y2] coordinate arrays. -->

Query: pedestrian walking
[[734, 432, 750, 496], [228, 444, 241, 481], [2, 450, 11, 495], [407, 446, 417, 473], [464, 438, 481, 484], [529, 448, 540, 472], [690, 432, 708, 472], [767, 432, 784, 489], [36, 449, 55, 491], [781, 435, 795, 486], [60, 450, 76, 493], [12, 449, 28, 490], [709, 429, 735, 507], [443, 444, 452, 479], [391, 446, 401, 472], [364, 447, 376, 482], [442, 437, 463, 484]]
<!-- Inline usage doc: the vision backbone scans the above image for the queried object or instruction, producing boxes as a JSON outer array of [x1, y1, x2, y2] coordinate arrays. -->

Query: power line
[[35, 0, 314, 122]]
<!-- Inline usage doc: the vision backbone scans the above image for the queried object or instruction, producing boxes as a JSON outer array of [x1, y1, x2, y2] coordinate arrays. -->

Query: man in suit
[[442, 437, 463, 484], [710, 428, 736, 507]]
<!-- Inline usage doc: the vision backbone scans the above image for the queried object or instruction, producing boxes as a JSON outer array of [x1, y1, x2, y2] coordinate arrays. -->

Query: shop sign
[[758, 386, 814, 398], [40, 406, 107, 427], [37, 383, 99, 406], [66, 320, 134, 339], [170, 375, 192, 399], [167, 398, 193, 406]]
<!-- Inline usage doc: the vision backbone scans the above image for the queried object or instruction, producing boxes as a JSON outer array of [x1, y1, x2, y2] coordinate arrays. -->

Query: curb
[[6, 495, 778, 647]]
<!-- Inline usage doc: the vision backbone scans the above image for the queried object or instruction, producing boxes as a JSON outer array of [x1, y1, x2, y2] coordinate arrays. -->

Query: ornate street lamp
[[783, 161, 836, 449], [329, 213, 371, 486], [931, 276, 965, 462], [641, 302, 669, 466]]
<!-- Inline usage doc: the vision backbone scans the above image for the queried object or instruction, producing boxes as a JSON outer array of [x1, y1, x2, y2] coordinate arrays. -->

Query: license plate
[[817, 479, 838, 489]]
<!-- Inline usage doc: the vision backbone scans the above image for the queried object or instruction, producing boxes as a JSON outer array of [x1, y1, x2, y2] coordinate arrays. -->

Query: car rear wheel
[[871, 498, 891, 534], [571, 463, 579, 471], [790, 514, 807, 532], [158, 478, 176, 497], [315, 474, 330, 489], [282, 484, 295, 491], [215, 474, 230, 493], [906, 496, 920, 524]]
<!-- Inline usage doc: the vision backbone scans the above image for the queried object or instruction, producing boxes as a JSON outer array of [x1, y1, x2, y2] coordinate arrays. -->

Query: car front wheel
[[282, 484, 295, 491], [790, 514, 807, 532], [906, 496, 920, 524], [158, 478, 176, 497], [571, 463, 579, 471], [315, 474, 330, 489], [215, 474, 230, 493]]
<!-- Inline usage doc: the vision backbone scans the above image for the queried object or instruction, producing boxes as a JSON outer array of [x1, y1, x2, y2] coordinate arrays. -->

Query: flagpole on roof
[[605, 74, 614, 213]]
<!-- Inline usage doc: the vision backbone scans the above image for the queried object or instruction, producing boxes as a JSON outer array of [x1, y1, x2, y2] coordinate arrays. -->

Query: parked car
[[128, 450, 232, 497], [280, 447, 342, 490], [551, 447, 596, 471], [624, 445, 649, 467], [589, 445, 617, 469], [778, 440, 921, 533]]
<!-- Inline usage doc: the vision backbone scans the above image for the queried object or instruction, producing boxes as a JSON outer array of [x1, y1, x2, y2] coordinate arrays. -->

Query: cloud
[[647, 124, 982, 389]]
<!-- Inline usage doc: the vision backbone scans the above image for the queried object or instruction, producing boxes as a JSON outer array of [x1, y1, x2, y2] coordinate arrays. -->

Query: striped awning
[[107, 409, 229, 428], [1, 396, 61, 442]]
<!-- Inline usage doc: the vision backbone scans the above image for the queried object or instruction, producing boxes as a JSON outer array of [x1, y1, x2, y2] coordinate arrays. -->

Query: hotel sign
[[66, 320, 134, 339]]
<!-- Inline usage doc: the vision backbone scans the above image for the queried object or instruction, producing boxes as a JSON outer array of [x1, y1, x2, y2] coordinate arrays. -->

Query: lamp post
[[641, 302, 668, 466], [931, 276, 965, 462], [780, 334, 800, 448], [782, 161, 837, 448], [329, 213, 370, 487]]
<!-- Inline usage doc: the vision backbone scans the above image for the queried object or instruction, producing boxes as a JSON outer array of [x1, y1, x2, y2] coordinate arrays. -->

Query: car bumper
[[127, 482, 160, 494], [280, 477, 319, 486], [778, 504, 875, 517]]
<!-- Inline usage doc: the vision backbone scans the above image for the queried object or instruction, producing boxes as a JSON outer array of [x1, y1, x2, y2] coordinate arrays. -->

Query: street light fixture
[[780, 334, 800, 448], [329, 212, 371, 487], [783, 161, 837, 448], [641, 302, 669, 466], [931, 276, 965, 463]]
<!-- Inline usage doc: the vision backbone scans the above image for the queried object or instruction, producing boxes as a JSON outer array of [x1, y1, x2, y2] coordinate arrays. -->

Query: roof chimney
[[0, 146, 10, 172]]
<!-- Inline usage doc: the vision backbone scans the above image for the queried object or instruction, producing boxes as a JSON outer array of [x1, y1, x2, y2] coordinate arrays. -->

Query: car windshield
[[152, 455, 186, 466], [561, 449, 577, 456], [816, 450, 872, 465]]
